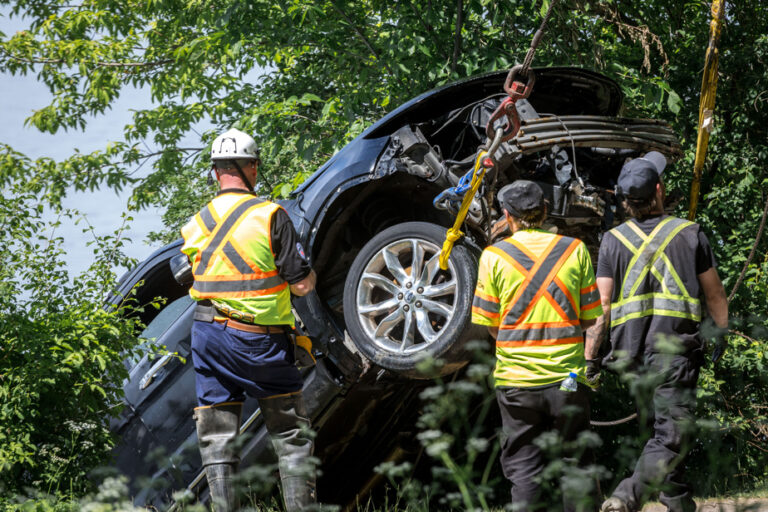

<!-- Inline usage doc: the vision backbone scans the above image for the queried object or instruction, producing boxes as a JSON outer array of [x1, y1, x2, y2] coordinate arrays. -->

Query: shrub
[[0, 185, 147, 495]]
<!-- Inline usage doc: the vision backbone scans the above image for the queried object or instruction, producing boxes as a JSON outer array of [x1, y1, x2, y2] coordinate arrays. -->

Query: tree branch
[[330, 2, 396, 78], [583, 1, 669, 74], [728, 193, 768, 302], [407, 2, 449, 61], [451, 0, 463, 75], [115, 147, 204, 176], [0, 48, 172, 69]]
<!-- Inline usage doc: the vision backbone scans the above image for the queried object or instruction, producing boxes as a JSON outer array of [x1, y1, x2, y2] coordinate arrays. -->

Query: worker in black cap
[[472, 180, 604, 512], [586, 152, 729, 512]]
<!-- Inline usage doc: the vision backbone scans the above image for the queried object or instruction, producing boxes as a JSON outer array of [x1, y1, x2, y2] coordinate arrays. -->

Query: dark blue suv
[[109, 67, 680, 508]]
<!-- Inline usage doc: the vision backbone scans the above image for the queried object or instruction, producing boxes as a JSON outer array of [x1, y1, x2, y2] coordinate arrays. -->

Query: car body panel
[[110, 66, 682, 507]]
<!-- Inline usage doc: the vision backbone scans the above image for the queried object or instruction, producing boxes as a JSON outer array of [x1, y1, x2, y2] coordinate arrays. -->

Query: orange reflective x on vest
[[181, 193, 294, 326], [472, 229, 602, 387]]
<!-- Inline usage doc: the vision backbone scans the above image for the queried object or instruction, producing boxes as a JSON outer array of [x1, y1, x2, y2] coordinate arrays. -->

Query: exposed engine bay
[[376, 94, 681, 247]]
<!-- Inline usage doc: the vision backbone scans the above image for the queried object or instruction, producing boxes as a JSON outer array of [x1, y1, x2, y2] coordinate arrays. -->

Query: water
[[1, 9, 193, 279], [559, 371, 579, 392]]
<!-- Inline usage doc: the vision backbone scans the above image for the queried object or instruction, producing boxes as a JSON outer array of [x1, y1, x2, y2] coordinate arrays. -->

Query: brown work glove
[[294, 335, 316, 368]]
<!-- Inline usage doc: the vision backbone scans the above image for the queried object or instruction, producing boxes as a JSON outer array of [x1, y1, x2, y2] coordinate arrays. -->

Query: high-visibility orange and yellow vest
[[180, 192, 294, 327], [472, 229, 603, 388]]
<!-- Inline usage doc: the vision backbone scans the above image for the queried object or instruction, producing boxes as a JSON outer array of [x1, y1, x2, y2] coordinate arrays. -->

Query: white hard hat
[[211, 128, 259, 161]]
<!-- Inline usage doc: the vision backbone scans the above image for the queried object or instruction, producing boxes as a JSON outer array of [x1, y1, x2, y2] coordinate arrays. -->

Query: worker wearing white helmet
[[210, 128, 262, 191], [180, 128, 318, 511]]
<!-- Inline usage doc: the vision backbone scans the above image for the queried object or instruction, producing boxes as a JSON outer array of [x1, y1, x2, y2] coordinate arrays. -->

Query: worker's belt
[[194, 300, 287, 334], [212, 301, 261, 324], [213, 316, 286, 334]]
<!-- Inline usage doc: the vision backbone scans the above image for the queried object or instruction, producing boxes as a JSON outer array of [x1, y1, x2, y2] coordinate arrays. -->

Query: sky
[[0, 8, 204, 278]]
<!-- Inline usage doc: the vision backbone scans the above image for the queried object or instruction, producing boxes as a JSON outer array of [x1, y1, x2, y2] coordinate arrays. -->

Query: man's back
[[473, 229, 601, 387], [181, 191, 298, 327], [596, 214, 717, 361]]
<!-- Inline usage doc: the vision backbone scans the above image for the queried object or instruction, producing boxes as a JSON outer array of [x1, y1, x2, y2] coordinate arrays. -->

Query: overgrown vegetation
[[0, 149, 149, 496], [0, 0, 766, 508]]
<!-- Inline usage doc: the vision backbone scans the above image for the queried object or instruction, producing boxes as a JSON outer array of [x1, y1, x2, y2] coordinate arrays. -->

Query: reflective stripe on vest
[[609, 216, 701, 328], [190, 197, 288, 299], [494, 236, 582, 347]]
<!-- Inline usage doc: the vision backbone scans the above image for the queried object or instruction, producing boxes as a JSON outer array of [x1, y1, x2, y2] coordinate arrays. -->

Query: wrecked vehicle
[[109, 66, 680, 508]]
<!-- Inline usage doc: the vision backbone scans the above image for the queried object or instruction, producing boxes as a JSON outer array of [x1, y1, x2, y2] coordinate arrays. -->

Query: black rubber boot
[[194, 402, 243, 512], [260, 393, 316, 511]]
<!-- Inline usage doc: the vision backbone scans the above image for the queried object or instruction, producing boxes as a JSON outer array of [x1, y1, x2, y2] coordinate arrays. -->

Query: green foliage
[[379, 343, 604, 511], [0, 477, 146, 511], [0, 154, 147, 494], [376, 342, 503, 510], [693, 327, 768, 493], [1, 0, 768, 503]]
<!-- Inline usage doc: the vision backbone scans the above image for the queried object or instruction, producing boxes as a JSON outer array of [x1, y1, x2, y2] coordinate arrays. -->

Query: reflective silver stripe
[[610, 221, 644, 249], [611, 296, 701, 325], [196, 198, 265, 276], [192, 274, 285, 294], [651, 255, 683, 295], [473, 295, 499, 314], [502, 236, 577, 326], [580, 288, 600, 306], [495, 239, 534, 271], [199, 205, 217, 232], [497, 324, 582, 342], [548, 280, 577, 319], [223, 241, 255, 274]]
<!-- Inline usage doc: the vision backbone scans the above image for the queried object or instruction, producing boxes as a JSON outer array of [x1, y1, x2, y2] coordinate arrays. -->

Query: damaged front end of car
[[374, 68, 681, 252]]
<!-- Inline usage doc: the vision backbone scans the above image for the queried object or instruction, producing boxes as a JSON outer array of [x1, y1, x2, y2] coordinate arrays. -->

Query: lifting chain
[[438, 0, 560, 268]]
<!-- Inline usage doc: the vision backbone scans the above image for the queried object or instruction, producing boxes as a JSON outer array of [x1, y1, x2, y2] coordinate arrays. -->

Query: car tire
[[343, 221, 486, 379]]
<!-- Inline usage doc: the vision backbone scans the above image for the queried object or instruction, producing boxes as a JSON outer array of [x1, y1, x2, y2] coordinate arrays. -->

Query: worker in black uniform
[[180, 128, 318, 511], [585, 152, 729, 512]]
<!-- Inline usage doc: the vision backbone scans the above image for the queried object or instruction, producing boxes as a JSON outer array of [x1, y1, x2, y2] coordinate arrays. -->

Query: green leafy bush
[[0, 174, 147, 495], [1, 0, 768, 506]]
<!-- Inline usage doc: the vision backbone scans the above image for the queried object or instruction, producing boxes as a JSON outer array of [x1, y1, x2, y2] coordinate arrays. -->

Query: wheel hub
[[356, 237, 458, 354]]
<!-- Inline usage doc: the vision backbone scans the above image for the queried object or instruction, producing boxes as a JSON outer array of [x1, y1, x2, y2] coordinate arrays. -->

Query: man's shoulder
[[556, 232, 580, 245], [484, 236, 524, 258], [664, 215, 698, 230]]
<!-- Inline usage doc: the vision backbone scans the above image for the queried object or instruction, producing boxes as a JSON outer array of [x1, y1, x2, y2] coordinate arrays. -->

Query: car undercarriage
[[110, 67, 682, 509]]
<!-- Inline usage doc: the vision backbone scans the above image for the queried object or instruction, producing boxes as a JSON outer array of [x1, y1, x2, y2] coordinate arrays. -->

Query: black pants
[[612, 351, 701, 512], [496, 384, 595, 512]]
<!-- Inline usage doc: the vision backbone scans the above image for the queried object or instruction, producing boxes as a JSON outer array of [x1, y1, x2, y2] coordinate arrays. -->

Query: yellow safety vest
[[608, 216, 702, 328], [180, 193, 294, 326], [472, 230, 602, 387], [494, 235, 583, 346]]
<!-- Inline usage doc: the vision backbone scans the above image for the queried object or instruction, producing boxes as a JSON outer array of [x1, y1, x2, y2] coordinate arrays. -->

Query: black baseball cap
[[616, 151, 667, 201], [498, 180, 545, 217]]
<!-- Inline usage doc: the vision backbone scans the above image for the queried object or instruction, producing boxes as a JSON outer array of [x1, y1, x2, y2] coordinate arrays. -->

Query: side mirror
[[170, 253, 193, 285]]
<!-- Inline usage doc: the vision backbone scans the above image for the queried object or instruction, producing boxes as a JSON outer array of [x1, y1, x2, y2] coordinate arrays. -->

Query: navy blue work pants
[[191, 320, 303, 406]]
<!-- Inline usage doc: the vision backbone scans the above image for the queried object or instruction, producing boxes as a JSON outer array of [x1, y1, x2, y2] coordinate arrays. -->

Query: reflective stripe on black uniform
[[608, 216, 701, 327]]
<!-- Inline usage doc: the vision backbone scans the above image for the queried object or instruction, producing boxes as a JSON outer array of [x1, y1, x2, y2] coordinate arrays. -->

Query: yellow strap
[[688, 0, 724, 221], [438, 150, 488, 270]]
